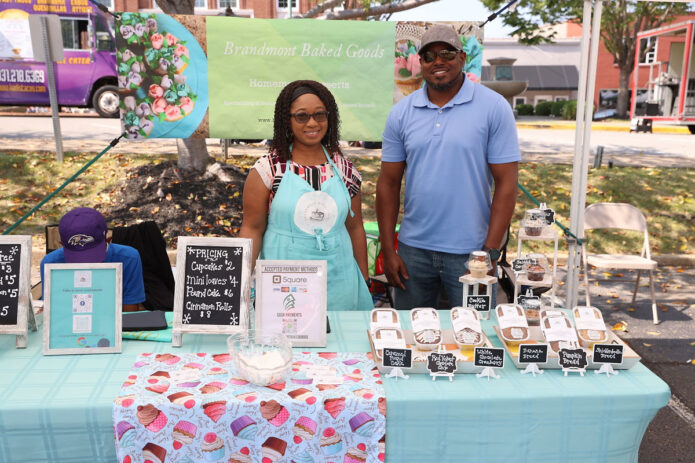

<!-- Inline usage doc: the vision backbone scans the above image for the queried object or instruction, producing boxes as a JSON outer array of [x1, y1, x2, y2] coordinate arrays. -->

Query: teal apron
[[260, 147, 374, 311]]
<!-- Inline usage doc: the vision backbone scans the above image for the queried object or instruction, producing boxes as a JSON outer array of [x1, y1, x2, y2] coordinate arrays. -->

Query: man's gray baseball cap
[[418, 25, 462, 53]]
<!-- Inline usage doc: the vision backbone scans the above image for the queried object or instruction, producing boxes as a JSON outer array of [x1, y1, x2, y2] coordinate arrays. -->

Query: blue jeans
[[394, 241, 497, 310]]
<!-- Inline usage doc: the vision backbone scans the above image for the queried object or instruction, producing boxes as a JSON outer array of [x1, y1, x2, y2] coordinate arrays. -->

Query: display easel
[[513, 226, 559, 307]]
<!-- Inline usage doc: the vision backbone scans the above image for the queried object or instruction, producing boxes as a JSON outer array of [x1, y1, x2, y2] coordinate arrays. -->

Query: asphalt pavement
[[4, 113, 695, 461]]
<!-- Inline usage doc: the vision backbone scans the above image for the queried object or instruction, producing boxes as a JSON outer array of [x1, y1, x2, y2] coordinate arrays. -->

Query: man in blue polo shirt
[[376, 24, 520, 309], [40, 207, 146, 312]]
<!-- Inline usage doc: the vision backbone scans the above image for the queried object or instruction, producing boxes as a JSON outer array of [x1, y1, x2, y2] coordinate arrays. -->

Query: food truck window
[[94, 15, 114, 52], [60, 18, 89, 50]]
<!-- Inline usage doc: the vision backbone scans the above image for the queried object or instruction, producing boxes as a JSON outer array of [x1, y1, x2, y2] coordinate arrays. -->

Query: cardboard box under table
[[0, 311, 669, 463]]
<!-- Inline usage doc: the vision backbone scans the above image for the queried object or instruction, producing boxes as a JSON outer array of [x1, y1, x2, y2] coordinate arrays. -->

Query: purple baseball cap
[[59, 207, 108, 263]]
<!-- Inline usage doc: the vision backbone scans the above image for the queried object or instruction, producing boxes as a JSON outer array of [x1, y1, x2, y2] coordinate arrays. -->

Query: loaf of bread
[[496, 304, 529, 343], [573, 306, 607, 346], [410, 308, 441, 350]]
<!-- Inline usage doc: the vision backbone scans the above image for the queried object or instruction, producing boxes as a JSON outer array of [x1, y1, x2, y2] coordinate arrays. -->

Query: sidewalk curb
[[516, 122, 689, 134], [510, 253, 695, 267]]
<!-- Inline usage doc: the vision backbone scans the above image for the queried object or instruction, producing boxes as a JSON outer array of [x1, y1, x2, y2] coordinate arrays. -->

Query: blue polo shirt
[[40, 243, 146, 305], [382, 77, 521, 254]]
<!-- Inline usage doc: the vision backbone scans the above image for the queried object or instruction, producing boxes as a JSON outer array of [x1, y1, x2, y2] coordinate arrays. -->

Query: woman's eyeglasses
[[290, 111, 329, 124], [421, 49, 460, 63]]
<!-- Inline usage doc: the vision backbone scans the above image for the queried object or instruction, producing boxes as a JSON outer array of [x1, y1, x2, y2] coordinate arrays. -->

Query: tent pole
[[566, 0, 596, 309]]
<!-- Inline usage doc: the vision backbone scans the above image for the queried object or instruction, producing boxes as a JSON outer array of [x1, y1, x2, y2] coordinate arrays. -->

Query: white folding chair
[[581, 203, 660, 324]]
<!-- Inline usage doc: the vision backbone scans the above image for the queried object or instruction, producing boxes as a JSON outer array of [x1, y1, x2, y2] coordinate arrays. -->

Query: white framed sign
[[0, 235, 36, 348], [43, 263, 122, 355], [172, 237, 252, 347], [255, 260, 327, 347]]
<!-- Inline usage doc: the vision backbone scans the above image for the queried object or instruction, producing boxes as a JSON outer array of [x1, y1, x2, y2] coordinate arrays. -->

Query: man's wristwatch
[[482, 246, 501, 262]]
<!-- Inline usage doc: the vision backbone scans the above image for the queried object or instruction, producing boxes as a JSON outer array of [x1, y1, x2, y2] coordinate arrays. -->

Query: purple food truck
[[0, 0, 118, 117]]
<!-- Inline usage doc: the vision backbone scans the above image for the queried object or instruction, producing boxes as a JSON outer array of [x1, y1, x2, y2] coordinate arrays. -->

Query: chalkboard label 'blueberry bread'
[[409, 308, 441, 351]]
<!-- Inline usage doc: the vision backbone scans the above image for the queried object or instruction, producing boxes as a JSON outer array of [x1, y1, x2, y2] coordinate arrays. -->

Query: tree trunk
[[176, 138, 211, 173], [616, 65, 631, 119]]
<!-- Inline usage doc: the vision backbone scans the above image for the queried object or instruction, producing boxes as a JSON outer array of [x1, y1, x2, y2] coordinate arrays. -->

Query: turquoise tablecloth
[[0, 311, 670, 463]]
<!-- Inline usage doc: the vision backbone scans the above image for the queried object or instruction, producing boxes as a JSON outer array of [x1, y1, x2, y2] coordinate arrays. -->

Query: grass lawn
[[1, 149, 693, 256]]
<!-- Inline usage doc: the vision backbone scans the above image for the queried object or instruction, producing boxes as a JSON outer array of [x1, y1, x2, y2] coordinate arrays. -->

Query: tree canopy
[[480, 0, 692, 117]]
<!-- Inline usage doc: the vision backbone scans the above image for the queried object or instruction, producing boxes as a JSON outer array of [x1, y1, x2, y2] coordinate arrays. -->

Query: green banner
[[207, 18, 395, 141]]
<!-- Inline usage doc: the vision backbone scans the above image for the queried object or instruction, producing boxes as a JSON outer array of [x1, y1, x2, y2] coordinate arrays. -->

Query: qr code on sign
[[72, 315, 92, 333]]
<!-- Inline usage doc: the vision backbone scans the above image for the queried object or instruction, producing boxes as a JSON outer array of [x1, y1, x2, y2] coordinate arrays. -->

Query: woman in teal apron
[[240, 80, 373, 310]]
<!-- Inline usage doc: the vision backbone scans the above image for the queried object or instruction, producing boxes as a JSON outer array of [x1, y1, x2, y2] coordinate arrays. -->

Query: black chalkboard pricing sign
[[172, 237, 252, 347], [427, 351, 457, 381], [0, 236, 35, 348]]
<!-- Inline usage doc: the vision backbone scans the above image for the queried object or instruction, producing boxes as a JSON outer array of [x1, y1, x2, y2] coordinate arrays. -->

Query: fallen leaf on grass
[[612, 321, 627, 332], [646, 331, 661, 336]]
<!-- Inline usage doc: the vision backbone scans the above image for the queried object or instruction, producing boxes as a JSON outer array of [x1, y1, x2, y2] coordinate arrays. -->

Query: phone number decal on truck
[[0, 68, 45, 84]]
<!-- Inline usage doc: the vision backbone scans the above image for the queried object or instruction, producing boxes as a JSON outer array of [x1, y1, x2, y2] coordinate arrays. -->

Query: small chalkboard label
[[518, 344, 548, 364], [592, 344, 624, 365], [173, 237, 252, 346], [474, 347, 505, 368], [512, 257, 535, 272], [383, 348, 413, 369], [427, 352, 457, 374], [0, 243, 21, 326], [543, 208, 555, 226], [558, 348, 588, 369], [466, 295, 491, 313]]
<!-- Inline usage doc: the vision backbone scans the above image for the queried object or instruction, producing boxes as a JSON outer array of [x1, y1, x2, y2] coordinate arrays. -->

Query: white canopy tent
[[565, 0, 604, 309], [565, 0, 686, 309]]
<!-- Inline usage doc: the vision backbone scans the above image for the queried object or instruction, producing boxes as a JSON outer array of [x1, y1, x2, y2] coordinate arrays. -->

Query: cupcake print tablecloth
[[113, 352, 386, 463]]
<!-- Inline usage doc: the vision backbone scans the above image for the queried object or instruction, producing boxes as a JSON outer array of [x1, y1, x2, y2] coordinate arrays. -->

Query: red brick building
[[110, 0, 349, 18], [557, 14, 695, 109]]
